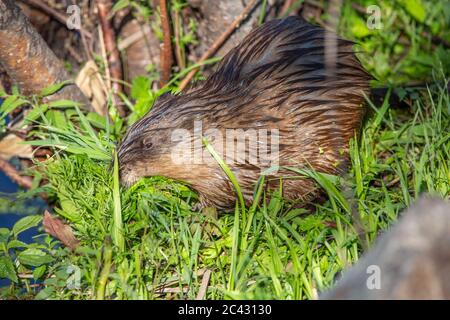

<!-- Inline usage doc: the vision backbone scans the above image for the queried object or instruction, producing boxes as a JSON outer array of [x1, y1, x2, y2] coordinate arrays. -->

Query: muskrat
[[118, 17, 371, 210]]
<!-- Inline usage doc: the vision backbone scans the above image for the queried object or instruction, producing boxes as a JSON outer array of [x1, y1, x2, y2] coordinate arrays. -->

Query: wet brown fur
[[118, 17, 371, 210]]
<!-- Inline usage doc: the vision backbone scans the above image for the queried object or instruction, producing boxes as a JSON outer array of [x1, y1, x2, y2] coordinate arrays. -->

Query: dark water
[[0, 98, 31, 287], [0, 171, 40, 240], [1, 101, 41, 244], [0, 169, 42, 287], [0, 101, 45, 289]]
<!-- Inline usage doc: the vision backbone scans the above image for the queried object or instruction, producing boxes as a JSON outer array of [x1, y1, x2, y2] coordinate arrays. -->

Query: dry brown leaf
[[0, 134, 33, 160], [75, 60, 108, 116], [43, 210, 80, 250]]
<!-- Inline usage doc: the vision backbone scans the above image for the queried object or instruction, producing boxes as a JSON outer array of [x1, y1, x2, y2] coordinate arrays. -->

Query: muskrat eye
[[142, 138, 153, 150]]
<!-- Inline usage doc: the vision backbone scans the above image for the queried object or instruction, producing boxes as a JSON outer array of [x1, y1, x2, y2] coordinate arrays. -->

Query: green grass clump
[[339, 0, 450, 85], [1, 77, 448, 299]]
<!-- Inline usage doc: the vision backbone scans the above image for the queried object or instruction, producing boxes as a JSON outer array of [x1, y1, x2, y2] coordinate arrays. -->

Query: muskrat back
[[118, 16, 371, 210]]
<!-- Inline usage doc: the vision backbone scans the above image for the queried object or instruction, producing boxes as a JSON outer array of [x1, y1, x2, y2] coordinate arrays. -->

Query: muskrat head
[[117, 93, 192, 186], [118, 94, 207, 186]]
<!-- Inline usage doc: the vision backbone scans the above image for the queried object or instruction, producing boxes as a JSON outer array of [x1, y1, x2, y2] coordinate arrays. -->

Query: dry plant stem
[[280, 0, 295, 16], [98, 25, 111, 90], [178, 0, 259, 91], [96, 0, 126, 117], [173, 9, 185, 70], [66, 43, 84, 63], [159, 0, 174, 87], [81, 25, 94, 61], [0, 158, 33, 189]]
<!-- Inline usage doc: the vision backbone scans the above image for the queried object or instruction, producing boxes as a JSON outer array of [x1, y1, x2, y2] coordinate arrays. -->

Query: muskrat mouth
[[119, 168, 140, 187]]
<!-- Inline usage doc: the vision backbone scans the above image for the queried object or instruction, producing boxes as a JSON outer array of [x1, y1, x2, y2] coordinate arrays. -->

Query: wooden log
[[0, 0, 91, 107]]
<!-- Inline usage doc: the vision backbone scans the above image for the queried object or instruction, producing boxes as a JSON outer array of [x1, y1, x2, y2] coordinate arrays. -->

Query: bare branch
[[159, 0, 174, 87]]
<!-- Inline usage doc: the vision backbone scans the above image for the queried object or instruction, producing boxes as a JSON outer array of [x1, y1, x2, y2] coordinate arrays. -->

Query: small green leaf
[[39, 80, 72, 97], [47, 99, 81, 108], [112, 0, 130, 12], [131, 76, 151, 100], [400, 0, 426, 23], [33, 265, 47, 280], [0, 228, 10, 244], [18, 248, 54, 267], [45, 110, 69, 129], [7, 239, 28, 250], [24, 104, 49, 124], [0, 96, 28, 116], [86, 112, 107, 130], [58, 195, 82, 222], [35, 286, 55, 300], [350, 14, 371, 38], [12, 215, 42, 237], [0, 255, 18, 283]]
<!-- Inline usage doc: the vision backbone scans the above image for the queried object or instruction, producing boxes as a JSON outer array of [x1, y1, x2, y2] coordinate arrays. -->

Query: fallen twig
[[195, 269, 212, 300], [159, 0, 174, 87], [178, 0, 259, 91]]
